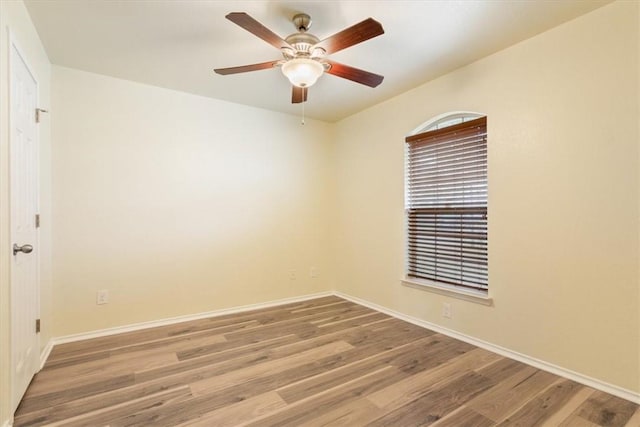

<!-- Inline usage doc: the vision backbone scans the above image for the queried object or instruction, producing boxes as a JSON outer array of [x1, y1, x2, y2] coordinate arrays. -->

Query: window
[[405, 115, 488, 292]]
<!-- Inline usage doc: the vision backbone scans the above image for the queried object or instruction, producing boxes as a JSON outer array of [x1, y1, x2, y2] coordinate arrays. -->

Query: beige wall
[[332, 0, 639, 393], [51, 67, 334, 336], [0, 0, 52, 424]]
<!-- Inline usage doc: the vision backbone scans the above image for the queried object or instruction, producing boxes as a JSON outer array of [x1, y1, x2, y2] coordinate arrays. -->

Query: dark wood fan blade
[[226, 12, 293, 50], [325, 60, 384, 87], [214, 60, 280, 75], [292, 86, 308, 103], [313, 18, 384, 55]]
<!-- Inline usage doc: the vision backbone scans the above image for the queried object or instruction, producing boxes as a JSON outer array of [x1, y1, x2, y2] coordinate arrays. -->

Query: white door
[[10, 39, 40, 413]]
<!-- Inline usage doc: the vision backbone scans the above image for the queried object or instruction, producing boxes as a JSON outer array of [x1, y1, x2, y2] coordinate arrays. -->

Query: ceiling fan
[[214, 12, 385, 103]]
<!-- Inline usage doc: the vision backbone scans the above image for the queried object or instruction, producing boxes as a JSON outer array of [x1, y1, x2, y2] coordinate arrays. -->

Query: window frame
[[403, 112, 491, 304]]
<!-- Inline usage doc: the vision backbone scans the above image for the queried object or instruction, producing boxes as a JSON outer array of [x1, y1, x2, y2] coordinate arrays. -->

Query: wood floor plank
[[13, 296, 639, 427], [298, 398, 384, 427], [429, 406, 496, 427], [574, 391, 639, 427], [468, 366, 558, 422], [366, 371, 496, 426], [497, 379, 584, 426], [106, 323, 232, 357], [289, 298, 352, 314], [244, 366, 407, 427], [384, 335, 473, 376], [189, 341, 355, 396], [174, 315, 392, 363], [176, 391, 287, 427], [296, 312, 391, 340], [46, 385, 192, 427], [545, 387, 595, 426], [136, 334, 357, 401], [137, 334, 299, 383], [624, 406, 640, 426], [71, 324, 236, 363], [224, 310, 388, 345], [474, 357, 528, 383], [257, 302, 367, 327], [315, 310, 382, 328], [104, 384, 257, 426], [341, 317, 434, 348], [366, 347, 501, 410], [16, 373, 136, 415], [48, 318, 248, 361], [276, 335, 441, 404], [15, 374, 198, 426], [467, 364, 539, 406], [23, 350, 177, 397], [174, 330, 297, 361], [36, 334, 214, 383], [40, 350, 110, 371], [559, 415, 602, 426], [222, 303, 372, 342]]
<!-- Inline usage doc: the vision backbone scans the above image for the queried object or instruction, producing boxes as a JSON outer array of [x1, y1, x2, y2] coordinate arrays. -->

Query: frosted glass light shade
[[281, 58, 324, 88]]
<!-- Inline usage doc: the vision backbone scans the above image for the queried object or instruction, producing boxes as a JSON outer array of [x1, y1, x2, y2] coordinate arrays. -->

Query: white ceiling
[[25, 0, 610, 122]]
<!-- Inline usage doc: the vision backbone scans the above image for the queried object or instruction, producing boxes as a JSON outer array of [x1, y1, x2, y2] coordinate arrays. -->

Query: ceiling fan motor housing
[[285, 32, 321, 56]]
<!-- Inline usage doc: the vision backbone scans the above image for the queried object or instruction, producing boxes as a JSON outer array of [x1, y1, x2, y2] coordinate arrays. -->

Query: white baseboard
[[39, 338, 54, 371], [335, 291, 640, 404], [51, 291, 333, 347]]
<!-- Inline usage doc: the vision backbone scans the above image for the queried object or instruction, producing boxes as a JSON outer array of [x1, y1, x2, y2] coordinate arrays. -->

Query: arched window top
[[409, 111, 485, 136]]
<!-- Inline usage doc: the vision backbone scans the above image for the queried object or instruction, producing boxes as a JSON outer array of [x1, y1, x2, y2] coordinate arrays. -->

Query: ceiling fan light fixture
[[281, 58, 324, 88]]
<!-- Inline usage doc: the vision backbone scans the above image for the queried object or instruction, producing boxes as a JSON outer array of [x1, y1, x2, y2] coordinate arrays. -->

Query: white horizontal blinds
[[406, 116, 488, 290]]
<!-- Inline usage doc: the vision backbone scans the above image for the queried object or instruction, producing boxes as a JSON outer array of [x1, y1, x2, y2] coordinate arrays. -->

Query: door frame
[[8, 28, 41, 413]]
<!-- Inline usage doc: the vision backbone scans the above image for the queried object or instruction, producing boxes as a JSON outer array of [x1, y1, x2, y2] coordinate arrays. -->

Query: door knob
[[13, 244, 33, 256]]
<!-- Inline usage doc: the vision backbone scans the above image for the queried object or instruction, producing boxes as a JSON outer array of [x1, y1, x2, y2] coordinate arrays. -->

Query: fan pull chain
[[301, 99, 305, 125]]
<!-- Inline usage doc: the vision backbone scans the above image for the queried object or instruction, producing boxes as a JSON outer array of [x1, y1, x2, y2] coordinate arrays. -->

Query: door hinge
[[35, 214, 40, 228], [36, 318, 41, 333], [35, 108, 48, 123]]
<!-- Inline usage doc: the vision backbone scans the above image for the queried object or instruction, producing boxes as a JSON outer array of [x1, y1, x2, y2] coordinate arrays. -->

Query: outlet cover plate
[[97, 289, 109, 305], [442, 302, 452, 319]]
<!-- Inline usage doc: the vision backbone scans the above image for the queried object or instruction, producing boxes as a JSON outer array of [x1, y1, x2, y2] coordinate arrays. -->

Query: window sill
[[401, 277, 493, 306]]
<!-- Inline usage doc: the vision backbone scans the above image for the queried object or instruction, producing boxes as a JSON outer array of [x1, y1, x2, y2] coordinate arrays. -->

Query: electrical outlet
[[96, 289, 109, 305], [310, 267, 319, 278], [442, 302, 452, 319], [289, 270, 297, 280]]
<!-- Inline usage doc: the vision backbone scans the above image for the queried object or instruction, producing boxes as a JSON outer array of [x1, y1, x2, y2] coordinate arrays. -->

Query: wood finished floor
[[14, 296, 640, 427]]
